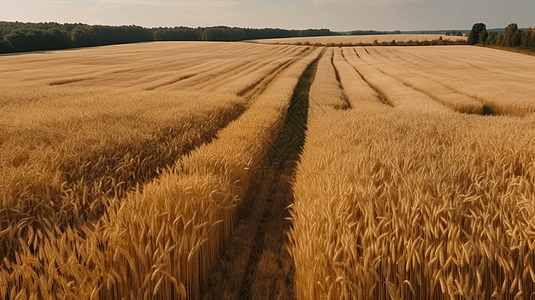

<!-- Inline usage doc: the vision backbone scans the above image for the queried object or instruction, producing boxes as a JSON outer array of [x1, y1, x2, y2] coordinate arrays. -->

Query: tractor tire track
[[201, 52, 321, 300], [236, 53, 319, 300]]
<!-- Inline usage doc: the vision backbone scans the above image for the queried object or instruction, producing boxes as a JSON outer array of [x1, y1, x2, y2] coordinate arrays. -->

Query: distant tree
[[529, 28, 535, 50], [229, 28, 245, 41], [478, 29, 488, 44], [495, 32, 504, 45], [518, 28, 535, 50], [154, 27, 199, 41], [201, 27, 230, 41], [46, 28, 72, 49], [520, 29, 530, 49], [485, 32, 496, 45], [70, 25, 97, 47], [3, 29, 46, 52], [0, 39, 12, 52], [467, 23, 486, 45], [351, 30, 386, 36], [501, 23, 521, 47]]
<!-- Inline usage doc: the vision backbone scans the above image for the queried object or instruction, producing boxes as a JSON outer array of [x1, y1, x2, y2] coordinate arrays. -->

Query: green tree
[[485, 32, 496, 45], [467, 23, 486, 45], [45, 28, 72, 49], [522, 28, 535, 50], [495, 32, 504, 45], [70, 25, 97, 47], [520, 28, 532, 49], [154, 27, 199, 41], [501, 23, 521, 48], [478, 29, 488, 44], [0, 39, 13, 53], [4, 29, 45, 52]]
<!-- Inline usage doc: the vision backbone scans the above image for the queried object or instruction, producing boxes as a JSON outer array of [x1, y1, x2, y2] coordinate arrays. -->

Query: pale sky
[[1, 0, 533, 31]]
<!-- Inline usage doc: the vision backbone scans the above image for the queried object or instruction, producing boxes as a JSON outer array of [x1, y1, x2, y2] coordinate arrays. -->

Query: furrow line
[[347, 47, 450, 113], [240, 47, 316, 99], [364, 47, 485, 115], [309, 48, 351, 110], [331, 49, 352, 110], [165, 60, 260, 91], [378, 47, 502, 115], [339, 48, 392, 107]]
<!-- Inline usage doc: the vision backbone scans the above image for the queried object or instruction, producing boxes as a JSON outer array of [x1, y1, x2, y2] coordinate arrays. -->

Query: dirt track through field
[[202, 51, 321, 300]]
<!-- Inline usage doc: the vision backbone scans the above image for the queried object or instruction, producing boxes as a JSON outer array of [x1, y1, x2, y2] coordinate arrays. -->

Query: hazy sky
[[1, 0, 533, 31]]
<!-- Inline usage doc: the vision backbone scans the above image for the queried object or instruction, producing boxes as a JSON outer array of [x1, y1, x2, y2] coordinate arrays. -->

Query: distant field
[[253, 34, 467, 45], [1, 42, 535, 299]]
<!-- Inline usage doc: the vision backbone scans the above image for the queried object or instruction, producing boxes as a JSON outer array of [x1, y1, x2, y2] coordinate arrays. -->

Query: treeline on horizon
[[350, 30, 469, 36], [285, 39, 468, 47], [468, 23, 535, 51], [0, 21, 333, 53], [350, 30, 402, 35], [1, 21, 534, 54]]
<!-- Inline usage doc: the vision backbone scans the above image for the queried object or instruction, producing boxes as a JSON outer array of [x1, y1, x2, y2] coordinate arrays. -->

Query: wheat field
[[1, 41, 535, 299], [254, 34, 467, 45], [291, 46, 535, 299], [0, 41, 317, 298]]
